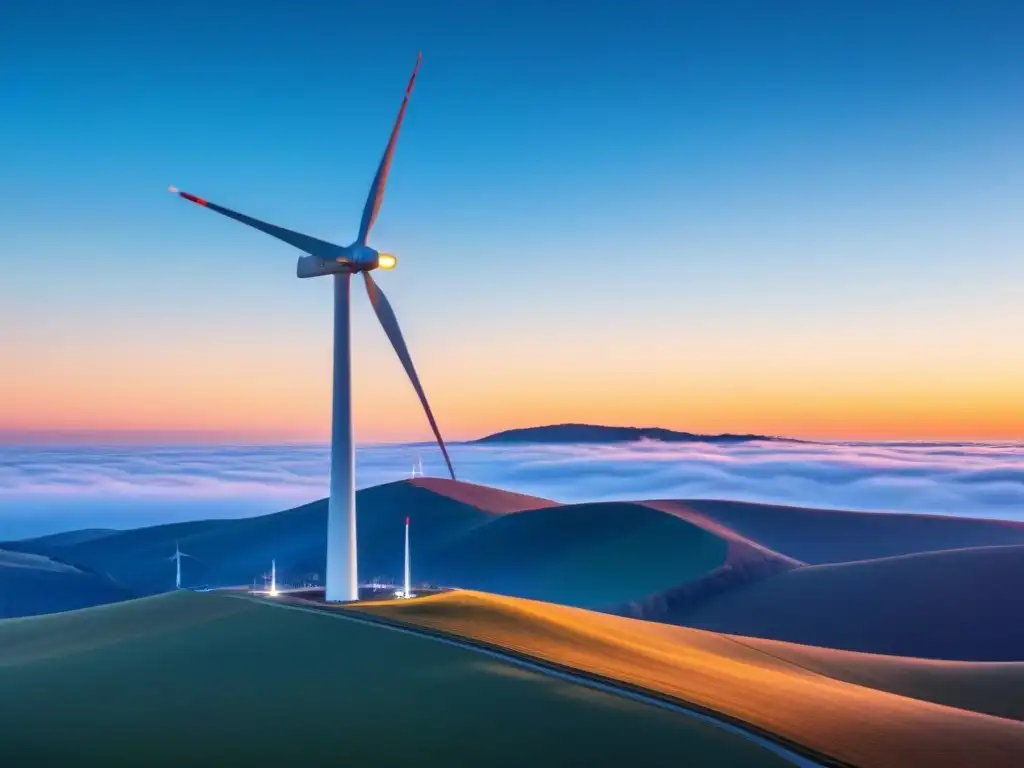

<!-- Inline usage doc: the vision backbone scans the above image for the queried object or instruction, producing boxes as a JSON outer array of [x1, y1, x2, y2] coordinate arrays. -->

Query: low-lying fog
[[2, 440, 1022, 539]]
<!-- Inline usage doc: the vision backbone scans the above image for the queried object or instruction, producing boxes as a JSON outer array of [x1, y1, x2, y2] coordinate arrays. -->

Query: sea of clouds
[[1, 440, 1023, 539]]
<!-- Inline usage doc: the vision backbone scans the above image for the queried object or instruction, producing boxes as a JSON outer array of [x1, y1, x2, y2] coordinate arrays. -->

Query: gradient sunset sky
[[2, 0, 1022, 443]]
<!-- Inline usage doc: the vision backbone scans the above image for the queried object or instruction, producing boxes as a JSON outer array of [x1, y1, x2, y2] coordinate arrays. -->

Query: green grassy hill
[[0, 592, 790, 767], [421, 502, 734, 608], [360, 590, 1024, 768]]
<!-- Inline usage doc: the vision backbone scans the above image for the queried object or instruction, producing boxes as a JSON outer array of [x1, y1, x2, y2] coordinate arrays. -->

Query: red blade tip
[[406, 516, 410, 525], [178, 190, 208, 206]]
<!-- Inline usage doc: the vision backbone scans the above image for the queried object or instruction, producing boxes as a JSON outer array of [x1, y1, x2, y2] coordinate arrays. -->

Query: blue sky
[[2, 0, 1023, 442]]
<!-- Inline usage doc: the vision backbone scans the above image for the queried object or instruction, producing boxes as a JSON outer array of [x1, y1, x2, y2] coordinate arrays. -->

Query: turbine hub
[[347, 245, 397, 271], [349, 244, 379, 271]]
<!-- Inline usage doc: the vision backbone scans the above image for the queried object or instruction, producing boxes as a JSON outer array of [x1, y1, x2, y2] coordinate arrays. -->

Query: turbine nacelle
[[295, 248, 397, 279], [296, 254, 346, 279]]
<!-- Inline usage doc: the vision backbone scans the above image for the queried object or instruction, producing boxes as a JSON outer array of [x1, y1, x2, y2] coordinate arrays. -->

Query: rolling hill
[[355, 590, 1024, 768], [2, 480, 555, 598], [421, 502, 733, 608], [0, 591, 791, 767], [675, 545, 1024, 661], [13, 528, 118, 549], [5, 482, 791, 614], [0, 549, 131, 619], [10, 477, 1024, 622], [424, 500, 800, 610], [665, 499, 1024, 564], [7, 479, 1024, 629]]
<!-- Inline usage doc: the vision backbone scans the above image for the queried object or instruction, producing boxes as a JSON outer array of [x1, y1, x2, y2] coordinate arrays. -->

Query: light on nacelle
[[377, 253, 398, 270]]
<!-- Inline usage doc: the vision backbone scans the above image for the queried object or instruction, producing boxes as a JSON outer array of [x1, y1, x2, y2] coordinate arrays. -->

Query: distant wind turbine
[[169, 54, 455, 603], [270, 559, 277, 596], [411, 456, 424, 479], [169, 542, 191, 590]]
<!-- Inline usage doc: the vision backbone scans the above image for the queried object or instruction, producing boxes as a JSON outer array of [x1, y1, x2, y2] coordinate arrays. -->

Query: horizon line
[[1, 429, 1022, 448]]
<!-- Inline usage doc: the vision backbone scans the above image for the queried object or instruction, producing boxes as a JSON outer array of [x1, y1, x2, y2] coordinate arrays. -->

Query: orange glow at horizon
[[3, 357, 1021, 442], [3, 300, 1022, 443]]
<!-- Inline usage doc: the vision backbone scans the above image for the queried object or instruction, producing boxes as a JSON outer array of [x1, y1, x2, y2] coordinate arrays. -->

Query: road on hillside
[[237, 593, 828, 768]]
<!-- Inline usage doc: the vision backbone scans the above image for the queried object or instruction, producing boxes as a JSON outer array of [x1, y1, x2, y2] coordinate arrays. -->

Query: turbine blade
[[169, 187, 344, 258], [357, 53, 422, 246], [362, 271, 455, 480]]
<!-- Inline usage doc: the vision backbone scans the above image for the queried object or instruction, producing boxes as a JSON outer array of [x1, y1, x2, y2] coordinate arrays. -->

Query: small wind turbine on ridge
[[396, 516, 413, 599], [169, 53, 455, 603], [404, 516, 412, 598], [169, 542, 191, 590]]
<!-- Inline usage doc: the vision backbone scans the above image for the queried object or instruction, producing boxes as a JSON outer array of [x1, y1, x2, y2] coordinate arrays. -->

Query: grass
[[0, 591, 790, 767], [354, 590, 1024, 768]]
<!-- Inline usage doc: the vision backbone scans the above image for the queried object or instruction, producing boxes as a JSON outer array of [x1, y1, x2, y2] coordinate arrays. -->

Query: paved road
[[238, 593, 829, 768]]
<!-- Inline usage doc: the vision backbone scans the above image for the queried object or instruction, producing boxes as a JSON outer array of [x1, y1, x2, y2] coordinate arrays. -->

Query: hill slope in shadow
[[675, 545, 1024, 661], [0, 549, 132, 618], [672, 499, 1024, 564]]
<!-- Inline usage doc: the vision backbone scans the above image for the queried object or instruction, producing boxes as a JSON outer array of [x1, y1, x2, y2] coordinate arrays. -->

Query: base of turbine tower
[[325, 272, 358, 602]]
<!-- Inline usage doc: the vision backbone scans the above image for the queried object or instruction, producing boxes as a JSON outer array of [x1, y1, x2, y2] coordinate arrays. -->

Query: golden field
[[353, 590, 1024, 768]]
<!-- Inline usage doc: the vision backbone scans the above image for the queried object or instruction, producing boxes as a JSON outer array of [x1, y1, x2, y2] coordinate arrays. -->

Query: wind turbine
[[270, 559, 278, 596], [169, 54, 455, 603], [169, 542, 191, 590]]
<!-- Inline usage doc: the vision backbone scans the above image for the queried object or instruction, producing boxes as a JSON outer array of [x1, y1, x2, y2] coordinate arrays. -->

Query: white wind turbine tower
[[270, 559, 278, 596], [169, 542, 191, 590], [403, 516, 412, 598], [411, 456, 424, 478], [170, 54, 455, 603]]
